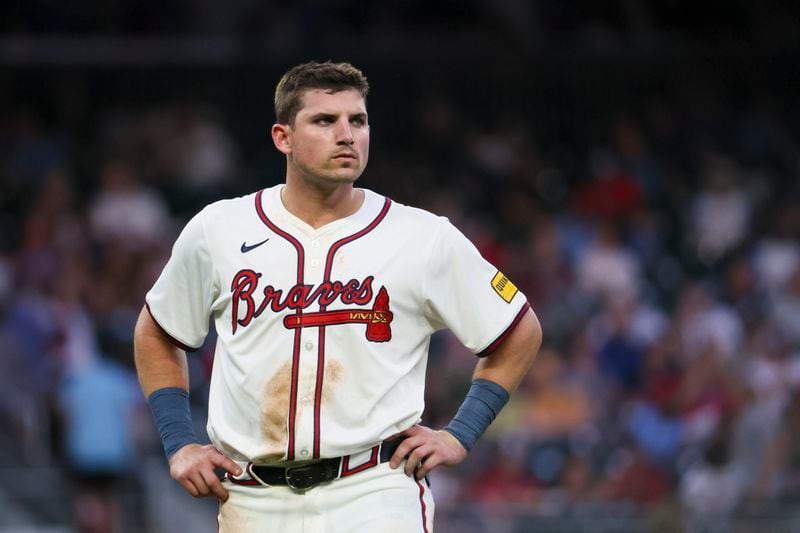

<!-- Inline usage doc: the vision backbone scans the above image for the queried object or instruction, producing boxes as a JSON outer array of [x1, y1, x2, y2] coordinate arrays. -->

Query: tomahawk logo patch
[[491, 271, 518, 303]]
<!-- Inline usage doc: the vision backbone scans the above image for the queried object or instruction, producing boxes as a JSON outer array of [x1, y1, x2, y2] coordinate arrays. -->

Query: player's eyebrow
[[308, 112, 337, 121], [308, 111, 367, 121]]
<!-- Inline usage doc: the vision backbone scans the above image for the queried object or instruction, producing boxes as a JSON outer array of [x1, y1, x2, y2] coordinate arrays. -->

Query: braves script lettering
[[230, 270, 375, 334]]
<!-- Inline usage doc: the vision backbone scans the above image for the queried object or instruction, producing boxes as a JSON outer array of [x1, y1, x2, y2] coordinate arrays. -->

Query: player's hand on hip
[[389, 424, 468, 480], [168, 443, 243, 502]]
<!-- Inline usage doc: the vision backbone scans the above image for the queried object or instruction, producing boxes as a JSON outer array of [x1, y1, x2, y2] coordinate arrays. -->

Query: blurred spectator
[[573, 148, 644, 221], [512, 217, 580, 345], [771, 267, 800, 346], [689, 156, 753, 265], [604, 447, 671, 506], [19, 167, 83, 285], [575, 218, 641, 302], [89, 160, 171, 247], [753, 204, 800, 294], [164, 106, 240, 190], [627, 397, 682, 461], [589, 295, 667, 394], [613, 118, 662, 203], [680, 432, 746, 533], [492, 348, 594, 443], [58, 353, 145, 533], [674, 282, 743, 362], [730, 322, 798, 500], [721, 255, 767, 331], [465, 445, 539, 507], [517, 217, 572, 304], [4, 110, 67, 190], [51, 253, 100, 374], [769, 393, 800, 499], [674, 343, 737, 445]]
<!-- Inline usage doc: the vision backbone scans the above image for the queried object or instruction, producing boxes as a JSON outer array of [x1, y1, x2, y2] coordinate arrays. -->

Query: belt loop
[[246, 462, 270, 487], [226, 462, 263, 487]]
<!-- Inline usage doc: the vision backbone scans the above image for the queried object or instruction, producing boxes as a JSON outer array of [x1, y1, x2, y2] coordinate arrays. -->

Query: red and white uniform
[[146, 185, 528, 531]]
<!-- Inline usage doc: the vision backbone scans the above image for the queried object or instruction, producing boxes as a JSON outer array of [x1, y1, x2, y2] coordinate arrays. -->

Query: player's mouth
[[332, 152, 357, 160]]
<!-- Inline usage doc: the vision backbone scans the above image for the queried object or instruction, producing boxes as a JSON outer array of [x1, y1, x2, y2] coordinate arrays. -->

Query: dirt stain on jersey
[[218, 497, 251, 533], [259, 359, 345, 458], [260, 361, 292, 457], [325, 359, 344, 383], [322, 359, 344, 402]]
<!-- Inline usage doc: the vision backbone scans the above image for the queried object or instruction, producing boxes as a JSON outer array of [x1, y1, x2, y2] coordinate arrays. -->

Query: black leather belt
[[230, 438, 403, 492]]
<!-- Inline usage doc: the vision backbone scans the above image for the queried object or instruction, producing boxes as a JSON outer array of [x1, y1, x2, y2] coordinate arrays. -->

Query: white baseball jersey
[[146, 184, 529, 464]]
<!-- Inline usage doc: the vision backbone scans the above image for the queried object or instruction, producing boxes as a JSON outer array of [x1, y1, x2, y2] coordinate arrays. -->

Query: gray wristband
[[147, 387, 201, 459], [443, 379, 510, 452]]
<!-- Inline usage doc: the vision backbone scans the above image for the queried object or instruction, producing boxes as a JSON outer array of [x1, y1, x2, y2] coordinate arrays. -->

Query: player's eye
[[351, 116, 367, 127], [315, 117, 333, 125]]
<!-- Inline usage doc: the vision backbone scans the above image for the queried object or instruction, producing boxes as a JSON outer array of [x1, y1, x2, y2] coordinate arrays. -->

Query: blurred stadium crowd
[[1, 1, 800, 532]]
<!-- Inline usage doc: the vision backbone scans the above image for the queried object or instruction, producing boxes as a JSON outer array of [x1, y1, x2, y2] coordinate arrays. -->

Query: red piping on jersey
[[313, 197, 392, 458], [416, 479, 430, 533], [477, 301, 530, 357], [145, 303, 200, 352], [321, 198, 392, 285], [254, 189, 305, 461]]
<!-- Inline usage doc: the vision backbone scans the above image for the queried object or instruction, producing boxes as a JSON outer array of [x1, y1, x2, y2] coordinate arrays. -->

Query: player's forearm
[[134, 305, 190, 397], [442, 308, 542, 452], [473, 308, 542, 393]]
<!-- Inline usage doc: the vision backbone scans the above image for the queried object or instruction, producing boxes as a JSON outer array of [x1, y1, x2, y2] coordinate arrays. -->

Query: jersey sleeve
[[145, 209, 219, 351], [423, 218, 530, 356]]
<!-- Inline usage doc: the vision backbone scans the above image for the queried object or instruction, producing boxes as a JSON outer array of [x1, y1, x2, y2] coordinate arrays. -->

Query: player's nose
[[335, 120, 355, 145]]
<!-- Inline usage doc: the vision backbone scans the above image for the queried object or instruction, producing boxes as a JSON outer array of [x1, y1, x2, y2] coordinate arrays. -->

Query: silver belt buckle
[[285, 464, 318, 492]]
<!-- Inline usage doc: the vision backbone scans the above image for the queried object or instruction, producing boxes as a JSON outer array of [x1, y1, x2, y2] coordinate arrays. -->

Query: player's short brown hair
[[274, 61, 369, 125]]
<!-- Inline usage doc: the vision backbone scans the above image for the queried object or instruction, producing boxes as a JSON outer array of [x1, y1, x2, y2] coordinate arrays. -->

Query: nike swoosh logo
[[240, 238, 270, 253]]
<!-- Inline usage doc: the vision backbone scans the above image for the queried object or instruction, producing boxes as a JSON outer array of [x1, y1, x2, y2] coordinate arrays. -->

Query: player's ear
[[272, 123, 291, 155]]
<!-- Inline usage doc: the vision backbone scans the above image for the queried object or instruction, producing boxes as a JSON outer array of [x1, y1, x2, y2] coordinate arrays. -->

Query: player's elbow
[[474, 307, 543, 392], [134, 305, 155, 345], [134, 305, 173, 359], [517, 308, 542, 366]]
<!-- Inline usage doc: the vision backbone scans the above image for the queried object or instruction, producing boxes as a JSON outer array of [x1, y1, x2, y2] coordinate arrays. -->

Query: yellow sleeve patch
[[491, 271, 518, 303]]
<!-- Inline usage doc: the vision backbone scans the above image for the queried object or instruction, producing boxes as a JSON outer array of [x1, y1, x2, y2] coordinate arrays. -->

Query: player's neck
[[281, 178, 364, 229]]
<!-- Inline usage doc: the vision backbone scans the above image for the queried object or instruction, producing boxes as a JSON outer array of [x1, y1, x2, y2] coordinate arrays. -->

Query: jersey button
[[300, 449, 309, 458], [311, 240, 320, 247], [301, 396, 310, 405], [305, 342, 314, 351], [310, 259, 320, 267]]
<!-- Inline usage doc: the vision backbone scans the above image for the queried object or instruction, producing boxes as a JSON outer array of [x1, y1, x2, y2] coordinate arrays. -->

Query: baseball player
[[134, 61, 541, 532]]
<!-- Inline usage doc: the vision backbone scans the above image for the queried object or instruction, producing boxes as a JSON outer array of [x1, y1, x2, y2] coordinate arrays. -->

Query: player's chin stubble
[[296, 161, 365, 188]]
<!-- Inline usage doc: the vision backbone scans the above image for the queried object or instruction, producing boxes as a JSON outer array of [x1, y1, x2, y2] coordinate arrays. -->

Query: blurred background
[[1, 1, 800, 532]]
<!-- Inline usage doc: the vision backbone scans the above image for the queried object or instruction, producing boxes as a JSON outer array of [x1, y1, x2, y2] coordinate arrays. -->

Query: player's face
[[276, 88, 370, 187]]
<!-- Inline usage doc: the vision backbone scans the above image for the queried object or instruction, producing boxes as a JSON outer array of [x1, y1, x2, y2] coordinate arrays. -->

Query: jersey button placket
[[310, 239, 322, 269], [302, 238, 324, 463]]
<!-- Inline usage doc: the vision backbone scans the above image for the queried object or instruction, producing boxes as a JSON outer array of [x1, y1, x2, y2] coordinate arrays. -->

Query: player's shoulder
[[194, 190, 262, 224], [202, 190, 260, 215], [368, 190, 448, 229]]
